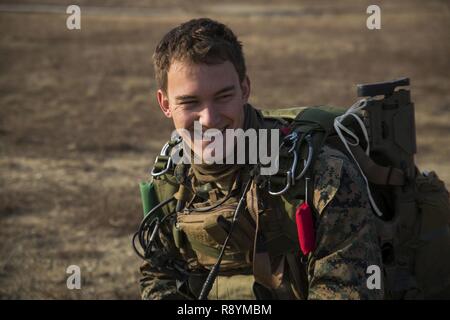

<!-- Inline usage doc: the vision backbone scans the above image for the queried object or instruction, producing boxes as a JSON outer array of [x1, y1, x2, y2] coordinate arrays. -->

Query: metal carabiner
[[151, 137, 182, 177], [286, 131, 299, 186], [268, 171, 292, 196], [284, 131, 299, 153], [151, 157, 173, 177], [295, 134, 314, 181], [268, 132, 299, 195], [151, 142, 172, 177]]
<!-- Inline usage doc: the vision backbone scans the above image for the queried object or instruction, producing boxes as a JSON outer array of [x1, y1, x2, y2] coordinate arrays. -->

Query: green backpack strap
[[261, 106, 309, 120], [262, 105, 345, 128], [292, 105, 347, 179], [292, 106, 346, 132]]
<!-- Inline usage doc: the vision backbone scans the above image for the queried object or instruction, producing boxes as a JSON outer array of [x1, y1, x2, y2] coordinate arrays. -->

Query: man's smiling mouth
[[191, 125, 229, 138]]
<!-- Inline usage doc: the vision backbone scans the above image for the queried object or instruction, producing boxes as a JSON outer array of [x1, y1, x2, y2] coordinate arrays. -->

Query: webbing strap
[[247, 182, 286, 289], [285, 253, 308, 300], [327, 136, 405, 186], [292, 106, 346, 130]]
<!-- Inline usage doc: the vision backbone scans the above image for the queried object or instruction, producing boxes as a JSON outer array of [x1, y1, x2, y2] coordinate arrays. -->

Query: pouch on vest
[[176, 203, 255, 271], [208, 274, 256, 300]]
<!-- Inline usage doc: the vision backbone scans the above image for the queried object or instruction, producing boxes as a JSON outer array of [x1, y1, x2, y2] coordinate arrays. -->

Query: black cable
[[132, 194, 207, 282], [132, 196, 176, 260]]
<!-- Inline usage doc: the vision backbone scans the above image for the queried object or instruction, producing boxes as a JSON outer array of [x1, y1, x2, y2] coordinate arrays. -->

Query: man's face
[[157, 60, 250, 160]]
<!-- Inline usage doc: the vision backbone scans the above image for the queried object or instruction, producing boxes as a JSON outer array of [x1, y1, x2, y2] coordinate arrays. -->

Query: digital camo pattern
[[307, 145, 384, 299], [140, 273, 179, 300], [139, 225, 183, 300]]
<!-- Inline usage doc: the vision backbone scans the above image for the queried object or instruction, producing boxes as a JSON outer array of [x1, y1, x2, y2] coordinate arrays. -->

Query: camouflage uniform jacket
[[139, 144, 384, 300]]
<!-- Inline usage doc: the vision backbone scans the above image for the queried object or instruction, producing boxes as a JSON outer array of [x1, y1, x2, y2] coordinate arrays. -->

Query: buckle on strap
[[151, 137, 182, 177]]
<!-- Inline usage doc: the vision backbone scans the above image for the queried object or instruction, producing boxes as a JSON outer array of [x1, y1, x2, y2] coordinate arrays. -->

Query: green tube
[[139, 180, 168, 222], [139, 181, 151, 217]]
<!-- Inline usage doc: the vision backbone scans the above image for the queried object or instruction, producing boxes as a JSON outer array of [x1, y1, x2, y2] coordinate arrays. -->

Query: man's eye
[[217, 94, 232, 101], [181, 101, 197, 106]]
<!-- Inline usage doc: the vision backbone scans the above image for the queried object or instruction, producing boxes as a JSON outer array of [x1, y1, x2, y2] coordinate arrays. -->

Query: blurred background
[[0, 0, 449, 299]]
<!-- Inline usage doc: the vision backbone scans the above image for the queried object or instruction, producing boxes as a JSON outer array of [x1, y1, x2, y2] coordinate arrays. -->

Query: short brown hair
[[153, 18, 246, 93]]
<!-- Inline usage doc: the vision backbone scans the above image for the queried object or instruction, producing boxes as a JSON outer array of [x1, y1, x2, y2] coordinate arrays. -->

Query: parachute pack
[[135, 78, 450, 299]]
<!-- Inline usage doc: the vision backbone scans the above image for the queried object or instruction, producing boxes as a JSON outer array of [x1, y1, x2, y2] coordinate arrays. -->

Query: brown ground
[[0, 0, 449, 299]]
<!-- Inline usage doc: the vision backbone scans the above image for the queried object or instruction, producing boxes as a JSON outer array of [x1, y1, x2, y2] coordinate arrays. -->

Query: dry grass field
[[0, 0, 449, 299]]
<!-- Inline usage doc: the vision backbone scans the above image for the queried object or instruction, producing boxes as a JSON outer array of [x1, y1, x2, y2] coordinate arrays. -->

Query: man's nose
[[198, 103, 220, 130]]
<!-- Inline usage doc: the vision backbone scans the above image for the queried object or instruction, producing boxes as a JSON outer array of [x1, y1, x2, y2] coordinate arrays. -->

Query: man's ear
[[157, 89, 172, 118], [241, 76, 251, 103]]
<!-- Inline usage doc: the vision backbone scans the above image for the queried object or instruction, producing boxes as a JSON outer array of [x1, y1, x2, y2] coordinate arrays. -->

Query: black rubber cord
[[132, 196, 176, 260]]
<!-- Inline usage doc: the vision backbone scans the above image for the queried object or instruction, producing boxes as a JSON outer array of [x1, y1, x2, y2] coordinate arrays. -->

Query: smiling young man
[[138, 18, 384, 300], [158, 60, 248, 156]]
